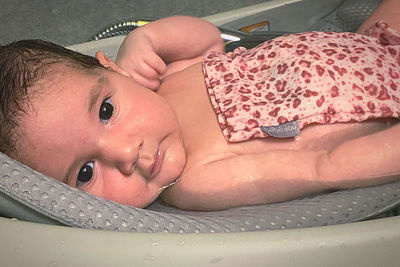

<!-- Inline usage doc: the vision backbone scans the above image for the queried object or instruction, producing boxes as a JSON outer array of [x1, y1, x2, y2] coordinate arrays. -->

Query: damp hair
[[0, 39, 106, 160]]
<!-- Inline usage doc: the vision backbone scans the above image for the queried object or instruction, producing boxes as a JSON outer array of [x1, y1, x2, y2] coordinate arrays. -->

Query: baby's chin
[[160, 176, 180, 192], [138, 177, 181, 208]]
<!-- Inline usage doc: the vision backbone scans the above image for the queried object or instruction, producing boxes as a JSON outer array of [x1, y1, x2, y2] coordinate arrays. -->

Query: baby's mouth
[[150, 149, 162, 178]]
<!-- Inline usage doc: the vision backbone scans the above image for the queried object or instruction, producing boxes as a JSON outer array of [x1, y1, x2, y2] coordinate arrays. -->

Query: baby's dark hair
[[0, 39, 106, 159]]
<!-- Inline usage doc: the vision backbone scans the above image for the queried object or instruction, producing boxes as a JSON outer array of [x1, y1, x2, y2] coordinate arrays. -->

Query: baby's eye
[[99, 97, 114, 123], [76, 162, 94, 187]]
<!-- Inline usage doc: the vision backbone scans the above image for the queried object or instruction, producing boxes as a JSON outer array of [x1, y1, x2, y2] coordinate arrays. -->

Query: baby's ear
[[95, 51, 131, 78]]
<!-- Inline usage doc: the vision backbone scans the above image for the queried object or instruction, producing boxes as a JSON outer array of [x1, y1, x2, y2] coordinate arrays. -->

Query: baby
[[1, 1, 400, 211]]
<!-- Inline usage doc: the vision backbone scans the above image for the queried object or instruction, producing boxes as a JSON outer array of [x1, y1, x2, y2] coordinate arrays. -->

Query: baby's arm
[[163, 124, 400, 211], [116, 16, 224, 90], [317, 122, 400, 188], [162, 149, 327, 211]]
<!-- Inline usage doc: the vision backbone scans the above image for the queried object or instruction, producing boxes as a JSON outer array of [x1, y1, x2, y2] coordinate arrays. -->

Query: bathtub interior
[[0, 0, 398, 236]]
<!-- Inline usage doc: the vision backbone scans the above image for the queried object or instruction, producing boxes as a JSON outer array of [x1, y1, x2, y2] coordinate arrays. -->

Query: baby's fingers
[[130, 72, 161, 90], [145, 53, 167, 76], [135, 59, 162, 80], [117, 58, 160, 90]]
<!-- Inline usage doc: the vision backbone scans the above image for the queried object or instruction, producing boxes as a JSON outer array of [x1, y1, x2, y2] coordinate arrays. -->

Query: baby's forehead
[[37, 64, 104, 94], [20, 65, 103, 132], [47, 63, 103, 79]]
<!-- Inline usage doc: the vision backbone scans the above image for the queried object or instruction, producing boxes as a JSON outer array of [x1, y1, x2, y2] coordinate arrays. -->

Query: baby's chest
[[162, 63, 384, 162]]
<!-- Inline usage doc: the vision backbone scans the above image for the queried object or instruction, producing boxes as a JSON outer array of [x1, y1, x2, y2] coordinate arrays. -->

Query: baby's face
[[18, 67, 186, 208]]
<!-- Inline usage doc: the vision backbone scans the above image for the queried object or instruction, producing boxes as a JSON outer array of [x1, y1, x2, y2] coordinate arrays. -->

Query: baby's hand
[[116, 32, 167, 90]]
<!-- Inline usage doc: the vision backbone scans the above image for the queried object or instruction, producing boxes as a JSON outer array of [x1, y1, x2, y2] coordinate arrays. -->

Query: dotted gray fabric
[[308, 0, 382, 32], [1, 152, 400, 233]]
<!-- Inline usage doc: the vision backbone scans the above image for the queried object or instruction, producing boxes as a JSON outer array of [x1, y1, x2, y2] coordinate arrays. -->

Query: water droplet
[[144, 253, 155, 262], [210, 257, 222, 264], [159, 178, 180, 191], [47, 261, 58, 267]]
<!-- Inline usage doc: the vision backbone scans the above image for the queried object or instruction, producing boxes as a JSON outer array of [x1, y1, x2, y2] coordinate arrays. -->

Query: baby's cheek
[[164, 140, 186, 177], [87, 171, 147, 207]]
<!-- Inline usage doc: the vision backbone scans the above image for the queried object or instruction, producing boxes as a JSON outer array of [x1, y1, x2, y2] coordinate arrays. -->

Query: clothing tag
[[260, 120, 300, 138]]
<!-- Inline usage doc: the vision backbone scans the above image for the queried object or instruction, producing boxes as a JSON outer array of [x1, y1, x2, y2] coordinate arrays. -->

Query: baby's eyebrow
[[88, 76, 108, 115]]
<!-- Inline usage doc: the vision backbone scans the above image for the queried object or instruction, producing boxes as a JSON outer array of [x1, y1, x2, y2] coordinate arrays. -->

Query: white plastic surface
[[1, 216, 400, 267]]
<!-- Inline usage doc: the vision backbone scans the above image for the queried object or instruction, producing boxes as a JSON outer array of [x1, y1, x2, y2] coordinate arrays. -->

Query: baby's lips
[[136, 150, 161, 180], [149, 150, 162, 179]]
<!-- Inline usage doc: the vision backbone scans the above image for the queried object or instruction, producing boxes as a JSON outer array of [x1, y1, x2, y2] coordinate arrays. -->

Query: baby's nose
[[101, 135, 143, 175]]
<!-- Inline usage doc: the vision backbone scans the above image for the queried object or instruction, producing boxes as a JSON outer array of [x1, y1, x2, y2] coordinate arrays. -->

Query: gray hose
[[90, 19, 152, 41], [89, 18, 288, 52]]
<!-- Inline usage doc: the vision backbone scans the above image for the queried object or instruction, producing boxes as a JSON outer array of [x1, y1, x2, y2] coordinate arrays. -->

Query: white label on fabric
[[260, 120, 300, 138]]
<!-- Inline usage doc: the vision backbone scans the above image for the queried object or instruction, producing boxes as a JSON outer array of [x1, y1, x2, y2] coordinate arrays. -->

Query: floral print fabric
[[203, 21, 400, 142]]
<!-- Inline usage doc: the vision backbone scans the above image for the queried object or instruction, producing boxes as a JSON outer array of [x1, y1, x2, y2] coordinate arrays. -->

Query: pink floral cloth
[[203, 21, 400, 142]]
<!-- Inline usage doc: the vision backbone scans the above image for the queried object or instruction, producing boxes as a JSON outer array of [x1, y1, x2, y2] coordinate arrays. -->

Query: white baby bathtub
[[1, 216, 399, 266]]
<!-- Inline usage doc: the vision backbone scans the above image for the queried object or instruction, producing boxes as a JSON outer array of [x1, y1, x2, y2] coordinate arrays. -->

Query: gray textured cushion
[[309, 0, 382, 32], [1, 152, 399, 233]]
